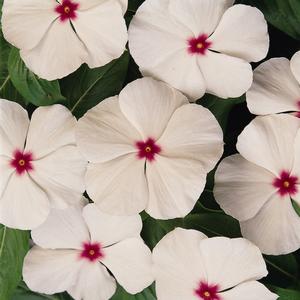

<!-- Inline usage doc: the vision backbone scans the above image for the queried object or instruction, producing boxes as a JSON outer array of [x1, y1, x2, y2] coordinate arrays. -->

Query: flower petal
[[76, 97, 141, 163], [290, 50, 300, 84], [0, 173, 50, 230], [0, 156, 14, 199], [73, 0, 127, 68], [67, 262, 116, 300], [82, 204, 142, 247], [198, 51, 253, 98], [198, 237, 267, 290], [119, 78, 188, 140], [85, 154, 148, 215], [20, 20, 87, 80], [210, 4, 269, 62], [247, 58, 300, 115], [0, 99, 29, 157], [23, 247, 82, 294], [78, 0, 127, 15], [292, 129, 300, 179], [241, 194, 300, 255], [237, 114, 300, 175], [153, 228, 208, 300], [1, 0, 57, 51], [158, 104, 223, 172], [214, 154, 276, 221], [145, 155, 207, 219], [102, 238, 153, 294]]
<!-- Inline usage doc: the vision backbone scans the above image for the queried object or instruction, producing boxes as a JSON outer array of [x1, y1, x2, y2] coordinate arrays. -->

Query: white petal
[[247, 58, 300, 115], [68, 262, 116, 300], [31, 203, 89, 250], [78, 0, 127, 15], [23, 247, 82, 294], [0, 99, 29, 157], [198, 51, 253, 98], [20, 20, 87, 80], [292, 129, 300, 179], [145, 155, 207, 219], [102, 238, 153, 294], [241, 194, 300, 255], [214, 154, 276, 221], [0, 173, 50, 230], [169, 0, 234, 36], [158, 104, 223, 172], [210, 4, 269, 62], [76, 97, 141, 163], [73, 1, 127, 68], [198, 237, 267, 290], [29, 146, 86, 209], [119, 78, 188, 140], [82, 204, 142, 247], [153, 228, 208, 300], [221, 281, 278, 300], [25, 105, 78, 159], [0, 156, 14, 199], [85, 154, 148, 215], [1, 0, 57, 50], [237, 114, 300, 175], [290, 50, 300, 84]]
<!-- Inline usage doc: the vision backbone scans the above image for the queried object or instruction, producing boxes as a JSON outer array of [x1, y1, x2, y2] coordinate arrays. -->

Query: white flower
[[0, 100, 86, 229], [23, 201, 153, 300], [214, 114, 300, 255], [128, 0, 269, 101], [76, 77, 223, 219], [1, 0, 128, 80], [247, 51, 300, 117], [153, 228, 277, 300]]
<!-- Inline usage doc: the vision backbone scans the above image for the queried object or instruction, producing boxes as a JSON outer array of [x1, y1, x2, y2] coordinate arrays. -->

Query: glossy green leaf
[[110, 284, 156, 300], [269, 286, 300, 300]]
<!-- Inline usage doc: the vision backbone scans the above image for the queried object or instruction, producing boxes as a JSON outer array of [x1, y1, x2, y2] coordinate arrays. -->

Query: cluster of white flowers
[[0, 0, 298, 299]]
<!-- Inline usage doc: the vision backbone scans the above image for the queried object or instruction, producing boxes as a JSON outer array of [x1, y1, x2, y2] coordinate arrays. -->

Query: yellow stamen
[[89, 250, 95, 256], [18, 159, 25, 166], [196, 43, 204, 49], [204, 291, 210, 297], [145, 146, 152, 153], [283, 181, 290, 188], [64, 6, 70, 13]]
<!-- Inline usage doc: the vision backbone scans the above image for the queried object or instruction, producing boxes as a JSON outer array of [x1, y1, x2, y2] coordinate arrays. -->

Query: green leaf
[[292, 199, 300, 217], [269, 286, 300, 300], [8, 48, 66, 106], [0, 225, 29, 300], [110, 284, 156, 300], [61, 51, 129, 118]]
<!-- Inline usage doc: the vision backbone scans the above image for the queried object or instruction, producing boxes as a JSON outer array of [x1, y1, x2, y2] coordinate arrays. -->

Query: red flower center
[[10, 150, 34, 175], [80, 242, 104, 262], [188, 34, 212, 55], [296, 101, 300, 118], [195, 282, 221, 300], [273, 171, 298, 197], [55, 0, 79, 22], [136, 138, 161, 162]]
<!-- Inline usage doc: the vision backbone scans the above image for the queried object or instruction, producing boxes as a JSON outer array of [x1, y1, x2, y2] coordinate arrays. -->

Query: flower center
[[55, 0, 79, 22], [10, 150, 34, 175], [80, 242, 104, 262], [273, 171, 299, 197], [195, 282, 221, 300], [188, 34, 212, 55], [136, 138, 161, 162]]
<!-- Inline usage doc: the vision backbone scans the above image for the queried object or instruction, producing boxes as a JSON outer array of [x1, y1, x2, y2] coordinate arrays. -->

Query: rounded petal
[[20, 21, 87, 80], [290, 50, 300, 84], [31, 202, 89, 250], [292, 129, 300, 178], [198, 51, 253, 98], [119, 78, 188, 140], [214, 154, 276, 221], [198, 237, 268, 290], [68, 262, 116, 300], [0, 156, 14, 199], [247, 58, 300, 115], [221, 281, 278, 300], [76, 97, 141, 163], [73, 1, 127, 68], [153, 228, 208, 300], [158, 104, 223, 172], [102, 238, 153, 294], [25, 105, 78, 159], [78, 0, 127, 15], [85, 155, 148, 215], [23, 247, 82, 295], [82, 204, 142, 247], [0, 173, 50, 230], [210, 4, 269, 62], [240, 194, 300, 255], [1, 0, 57, 50], [0, 99, 29, 157], [237, 114, 300, 175]]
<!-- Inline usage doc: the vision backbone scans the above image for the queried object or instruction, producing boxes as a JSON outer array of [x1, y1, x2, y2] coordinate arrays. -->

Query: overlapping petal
[[290, 50, 300, 84]]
